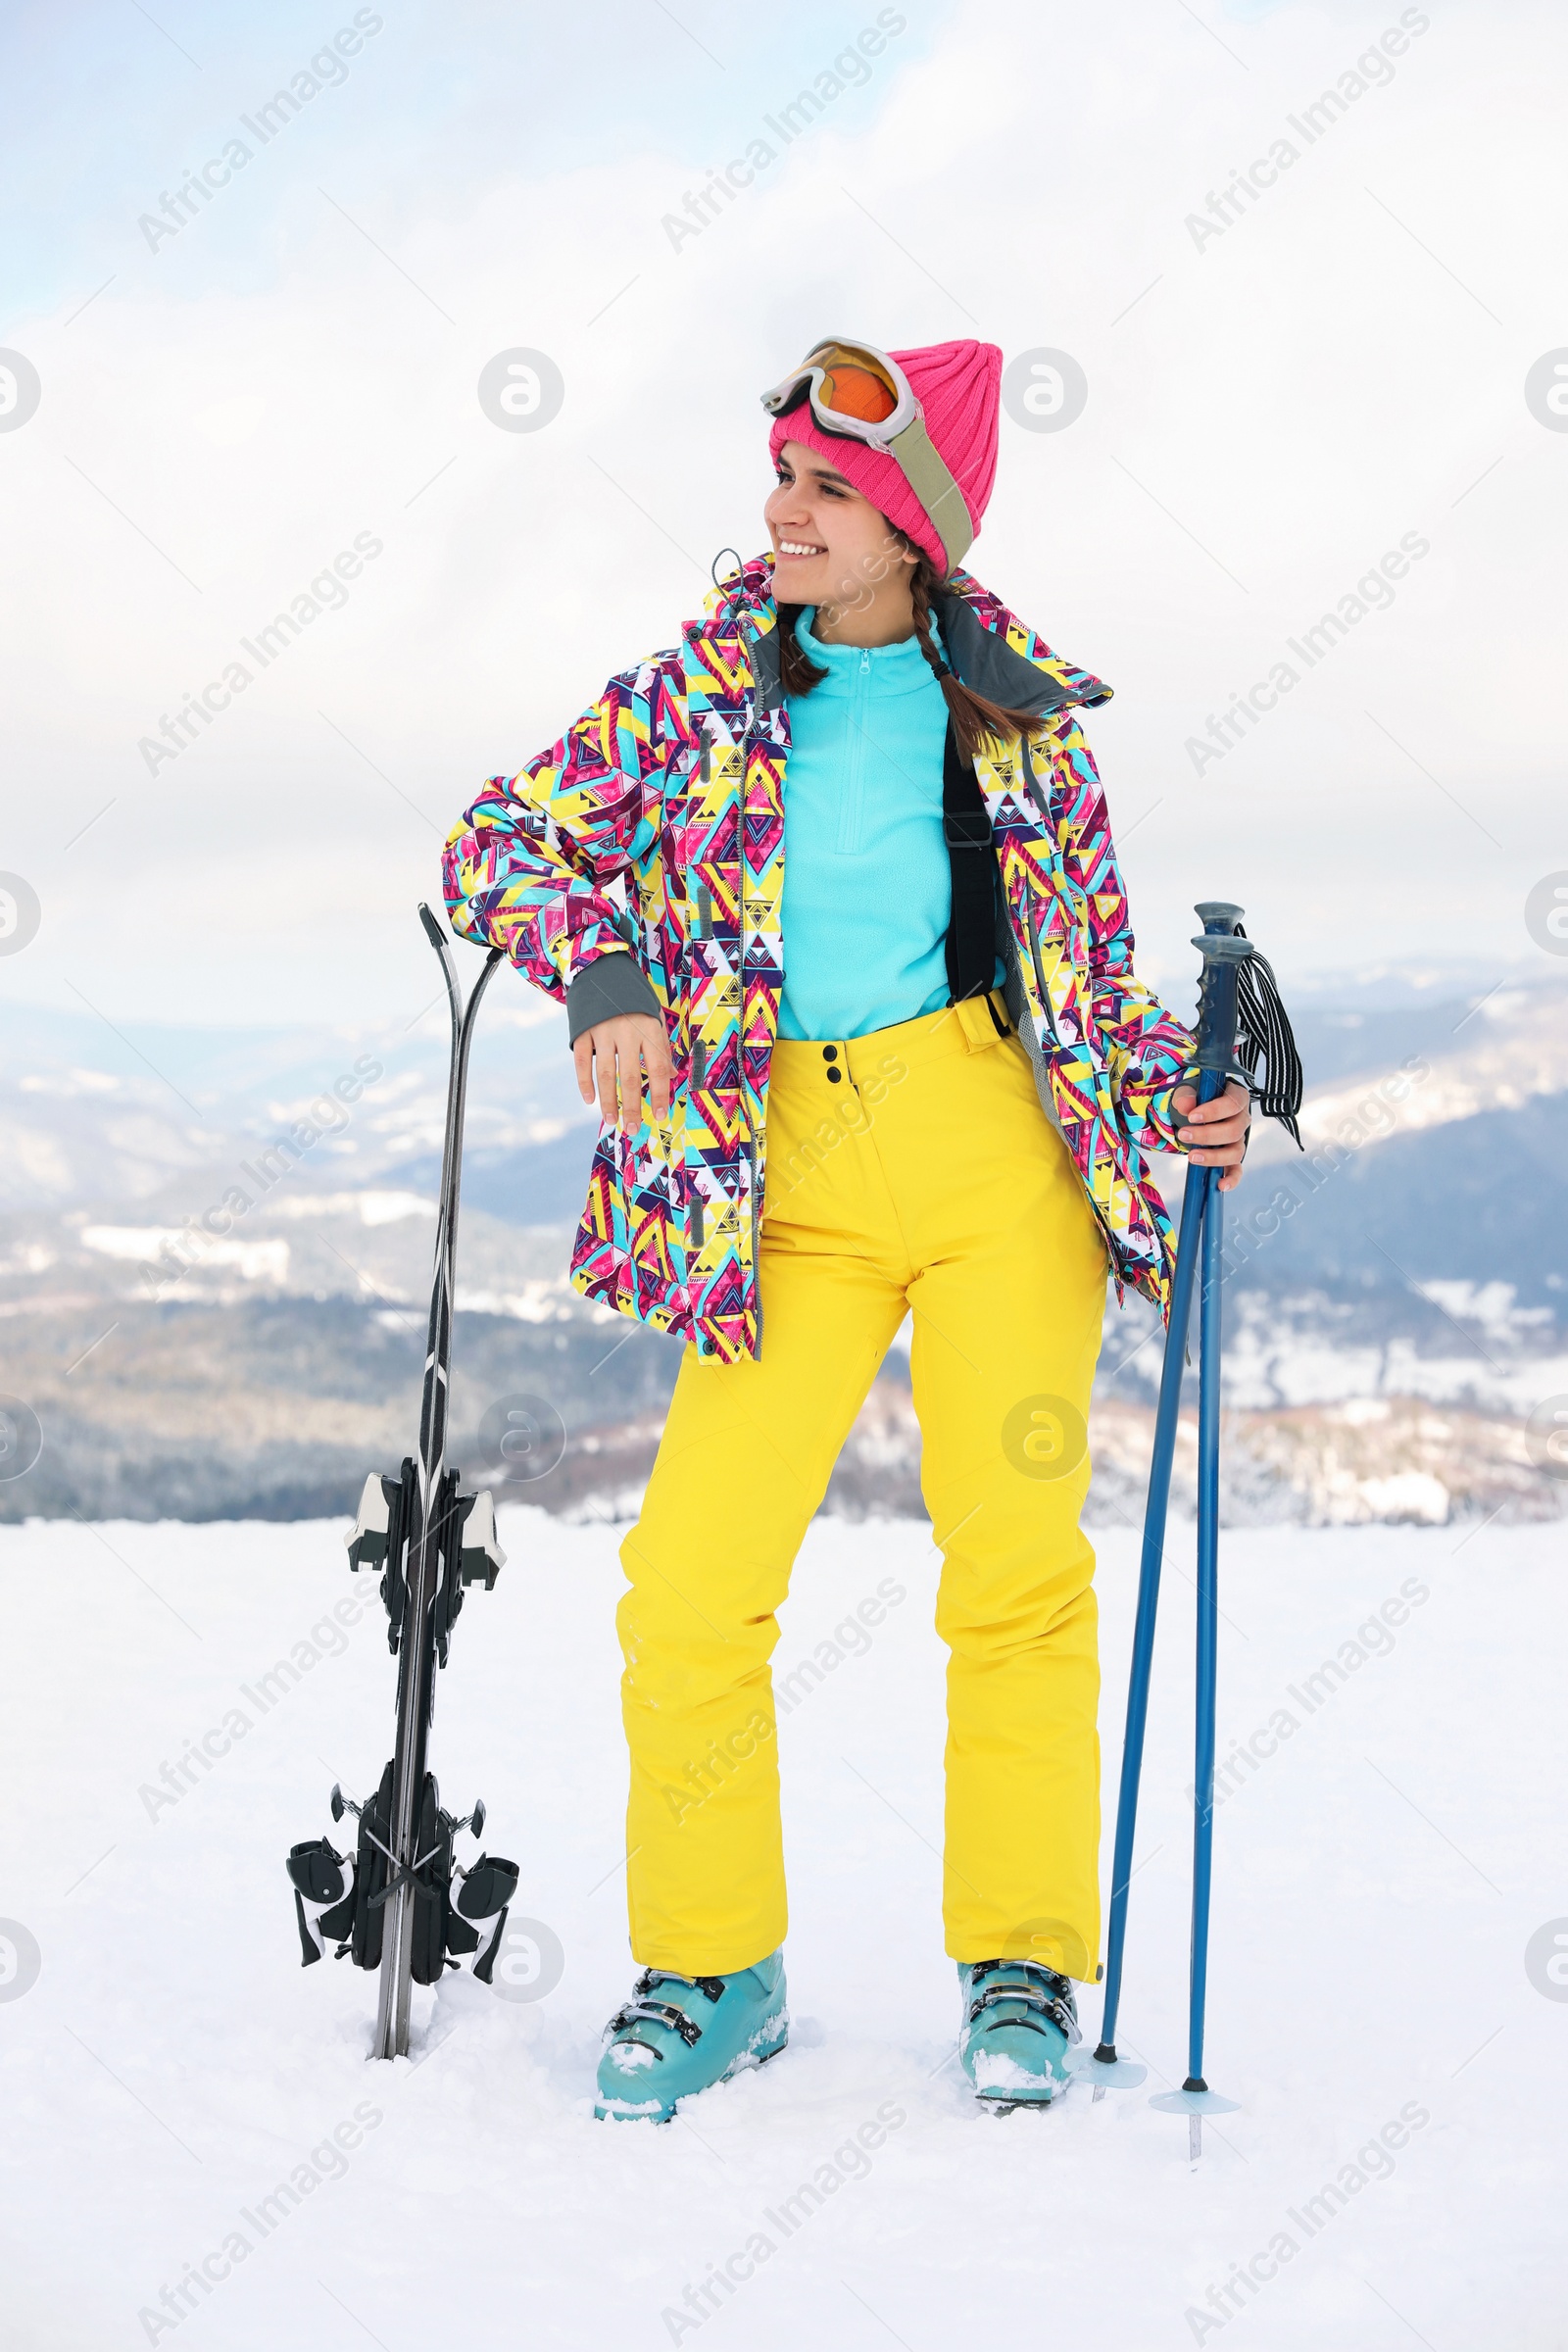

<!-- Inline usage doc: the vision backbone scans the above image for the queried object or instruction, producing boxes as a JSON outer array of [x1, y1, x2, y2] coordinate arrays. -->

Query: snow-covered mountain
[[0, 988, 587, 1213], [2, 964, 1563, 1526]]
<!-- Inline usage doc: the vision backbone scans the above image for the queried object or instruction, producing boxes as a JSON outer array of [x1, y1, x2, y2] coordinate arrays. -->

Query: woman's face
[[763, 439, 915, 620]]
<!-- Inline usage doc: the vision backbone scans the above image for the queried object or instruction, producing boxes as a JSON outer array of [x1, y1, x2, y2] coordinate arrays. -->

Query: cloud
[[2, 0, 1559, 1024]]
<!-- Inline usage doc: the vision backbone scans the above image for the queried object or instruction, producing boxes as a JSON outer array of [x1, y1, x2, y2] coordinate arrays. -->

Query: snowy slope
[[4, 968, 1567, 1528], [2, 1508, 1563, 2351]]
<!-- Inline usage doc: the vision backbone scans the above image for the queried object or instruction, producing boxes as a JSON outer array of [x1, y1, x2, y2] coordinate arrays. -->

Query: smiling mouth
[[775, 538, 826, 558]]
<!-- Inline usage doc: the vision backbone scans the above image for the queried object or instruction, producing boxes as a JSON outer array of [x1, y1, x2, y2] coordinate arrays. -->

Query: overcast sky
[[2, 0, 1565, 1032]]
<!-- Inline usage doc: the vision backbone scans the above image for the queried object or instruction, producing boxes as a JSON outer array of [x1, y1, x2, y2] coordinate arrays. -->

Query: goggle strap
[[885, 416, 973, 574]]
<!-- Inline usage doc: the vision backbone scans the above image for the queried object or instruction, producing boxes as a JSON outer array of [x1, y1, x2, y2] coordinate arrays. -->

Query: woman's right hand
[[573, 1013, 673, 1137]]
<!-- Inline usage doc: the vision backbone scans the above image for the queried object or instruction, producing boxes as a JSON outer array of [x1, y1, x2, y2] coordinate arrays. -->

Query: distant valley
[[2, 961, 1563, 1530]]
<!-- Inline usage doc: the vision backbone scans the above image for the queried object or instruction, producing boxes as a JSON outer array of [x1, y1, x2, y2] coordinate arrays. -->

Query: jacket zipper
[[836, 648, 870, 853], [1024, 892, 1062, 1046], [687, 855, 708, 1257], [686, 1033, 707, 1250]]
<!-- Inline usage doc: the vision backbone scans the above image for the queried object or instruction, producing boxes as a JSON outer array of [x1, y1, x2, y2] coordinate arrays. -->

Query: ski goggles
[[760, 336, 974, 574]]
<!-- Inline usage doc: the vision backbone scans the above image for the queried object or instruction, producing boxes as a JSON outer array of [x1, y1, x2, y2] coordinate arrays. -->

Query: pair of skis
[[1071, 905, 1301, 2160], [286, 907, 515, 2058]]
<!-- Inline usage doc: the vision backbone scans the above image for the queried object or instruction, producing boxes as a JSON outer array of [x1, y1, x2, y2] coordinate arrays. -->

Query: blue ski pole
[[1191, 1177, 1223, 2086], [1149, 910, 1252, 2158], [1075, 1141, 1207, 2094], [1080, 905, 1253, 2109]]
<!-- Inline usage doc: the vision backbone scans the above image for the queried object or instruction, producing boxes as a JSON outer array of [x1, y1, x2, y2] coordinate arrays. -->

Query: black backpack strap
[[942, 717, 1000, 1008]]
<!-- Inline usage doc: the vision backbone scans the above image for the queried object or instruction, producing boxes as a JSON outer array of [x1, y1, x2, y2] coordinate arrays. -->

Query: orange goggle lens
[[801, 344, 899, 425]]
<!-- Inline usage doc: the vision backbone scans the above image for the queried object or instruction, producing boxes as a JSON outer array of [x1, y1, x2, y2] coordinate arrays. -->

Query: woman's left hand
[[1170, 1079, 1252, 1193]]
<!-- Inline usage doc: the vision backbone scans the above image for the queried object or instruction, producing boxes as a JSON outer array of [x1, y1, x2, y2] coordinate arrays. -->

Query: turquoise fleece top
[[777, 607, 1003, 1042]]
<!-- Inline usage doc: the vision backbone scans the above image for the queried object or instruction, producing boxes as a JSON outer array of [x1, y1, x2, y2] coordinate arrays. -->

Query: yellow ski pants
[[616, 990, 1108, 1979]]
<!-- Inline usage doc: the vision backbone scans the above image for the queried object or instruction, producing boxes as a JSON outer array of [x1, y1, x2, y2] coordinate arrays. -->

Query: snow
[[78, 1228, 292, 1286], [969, 2049, 1039, 2093], [1349, 1473, 1450, 1524], [607, 2039, 659, 2072], [453, 1281, 575, 1323], [1418, 1281, 1555, 1342], [2, 1506, 1563, 2351], [266, 1193, 437, 1226]]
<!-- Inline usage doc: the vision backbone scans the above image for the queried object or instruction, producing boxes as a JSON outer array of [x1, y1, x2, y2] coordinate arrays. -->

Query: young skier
[[443, 336, 1250, 2121]]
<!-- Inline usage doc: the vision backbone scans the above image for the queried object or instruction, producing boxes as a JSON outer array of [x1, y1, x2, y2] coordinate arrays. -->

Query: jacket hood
[[700, 550, 1111, 720]]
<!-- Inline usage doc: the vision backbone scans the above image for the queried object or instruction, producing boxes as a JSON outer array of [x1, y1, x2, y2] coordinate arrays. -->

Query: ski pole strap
[[1188, 902, 1304, 1146], [1233, 926, 1303, 1147]]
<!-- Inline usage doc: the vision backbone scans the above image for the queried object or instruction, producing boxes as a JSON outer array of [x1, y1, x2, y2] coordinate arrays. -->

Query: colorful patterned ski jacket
[[443, 555, 1195, 1364]]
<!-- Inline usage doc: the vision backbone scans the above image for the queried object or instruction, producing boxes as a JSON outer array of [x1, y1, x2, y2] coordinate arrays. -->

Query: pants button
[[826, 1066, 842, 1083], [821, 1045, 838, 1061]]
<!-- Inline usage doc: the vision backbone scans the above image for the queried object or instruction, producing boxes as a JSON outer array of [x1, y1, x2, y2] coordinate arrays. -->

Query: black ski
[[285, 905, 517, 2058]]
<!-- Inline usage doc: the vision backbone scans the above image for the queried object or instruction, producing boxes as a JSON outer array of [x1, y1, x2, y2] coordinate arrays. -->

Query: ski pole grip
[[1187, 903, 1253, 1106]]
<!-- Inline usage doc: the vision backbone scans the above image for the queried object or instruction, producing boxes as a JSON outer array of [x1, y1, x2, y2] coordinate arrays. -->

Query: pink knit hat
[[766, 338, 1003, 576]]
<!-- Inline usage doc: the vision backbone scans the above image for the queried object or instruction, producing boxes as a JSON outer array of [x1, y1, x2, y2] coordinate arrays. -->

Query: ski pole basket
[[284, 906, 519, 2058]]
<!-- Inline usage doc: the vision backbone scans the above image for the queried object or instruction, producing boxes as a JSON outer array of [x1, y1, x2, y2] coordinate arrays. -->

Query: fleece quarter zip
[[777, 606, 1002, 1042]]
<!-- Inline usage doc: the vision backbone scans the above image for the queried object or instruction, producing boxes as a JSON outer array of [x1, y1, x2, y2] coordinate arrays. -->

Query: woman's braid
[[907, 554, 1046, 766]]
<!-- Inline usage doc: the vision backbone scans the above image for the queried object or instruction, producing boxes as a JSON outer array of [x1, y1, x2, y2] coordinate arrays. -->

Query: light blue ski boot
[[594, 1951, 789, 2123], [957, 1957, 1080, 2111]]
